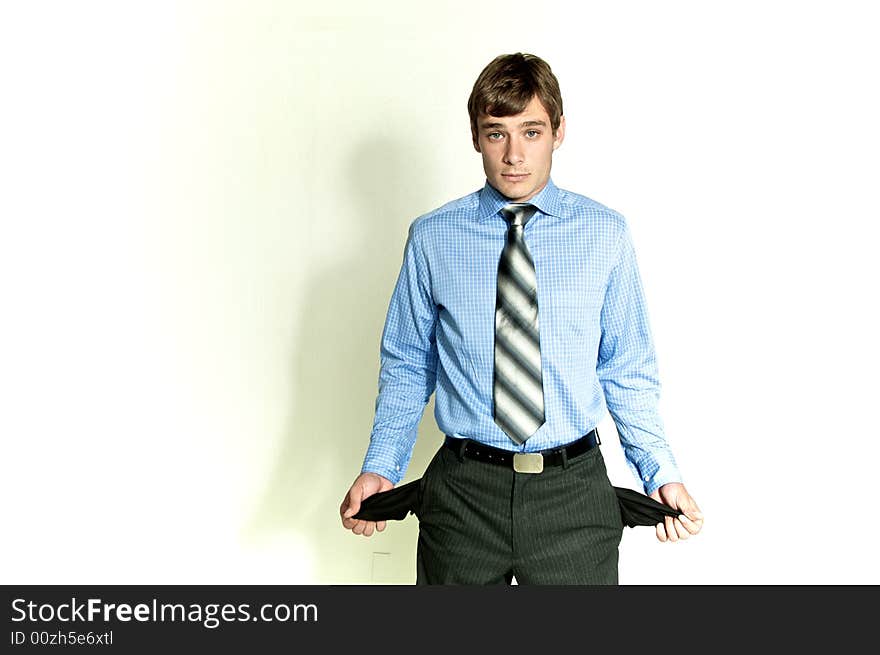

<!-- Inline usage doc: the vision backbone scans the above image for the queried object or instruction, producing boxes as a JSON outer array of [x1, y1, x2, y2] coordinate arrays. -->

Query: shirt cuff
[[360, 463, 402, 486], [629, 452, 683, 496], [361, 438, 410, 486]]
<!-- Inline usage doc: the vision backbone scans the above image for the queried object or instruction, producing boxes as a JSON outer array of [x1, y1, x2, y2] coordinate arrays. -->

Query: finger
[[655, 522, 667, 542], [665, 515, 678, 542], [376, 520, 387, 532], [678, 514, 701, 536], [352, 519, 366, 536], [362, 521, 375, 537], [673, 517, 689, 540]]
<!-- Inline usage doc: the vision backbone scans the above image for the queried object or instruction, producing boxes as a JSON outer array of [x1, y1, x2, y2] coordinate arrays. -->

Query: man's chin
[[493, 179, 535, 202]]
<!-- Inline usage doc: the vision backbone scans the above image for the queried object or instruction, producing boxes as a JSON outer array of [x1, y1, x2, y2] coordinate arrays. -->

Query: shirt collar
[[477, 177, 563, 223]]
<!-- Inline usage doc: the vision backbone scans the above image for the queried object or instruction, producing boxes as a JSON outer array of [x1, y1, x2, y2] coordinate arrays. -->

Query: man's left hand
[[649, 482, 704, 543]]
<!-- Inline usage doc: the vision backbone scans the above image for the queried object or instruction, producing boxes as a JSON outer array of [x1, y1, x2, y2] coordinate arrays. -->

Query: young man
[[340, 53, 703, 584]]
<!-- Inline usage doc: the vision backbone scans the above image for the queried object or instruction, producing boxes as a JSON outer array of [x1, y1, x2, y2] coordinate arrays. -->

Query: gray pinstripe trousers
[[415, 440, 624, 585]]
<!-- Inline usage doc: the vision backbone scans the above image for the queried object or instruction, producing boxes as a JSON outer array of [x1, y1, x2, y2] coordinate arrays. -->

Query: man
[[340, 53, 703, 584]]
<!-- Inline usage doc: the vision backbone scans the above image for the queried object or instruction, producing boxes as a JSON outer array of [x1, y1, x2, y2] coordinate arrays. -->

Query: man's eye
[[526, 130, 540, 138], [488, 133, 503, 140]]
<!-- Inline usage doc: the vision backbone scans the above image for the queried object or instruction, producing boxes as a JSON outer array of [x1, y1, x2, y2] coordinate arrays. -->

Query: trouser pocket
[[415, 445, 446, 519]]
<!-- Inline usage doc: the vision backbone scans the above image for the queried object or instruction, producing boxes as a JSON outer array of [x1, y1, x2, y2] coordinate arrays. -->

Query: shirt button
[[643, 475, 650, 481], [396, 465, 400, 471]]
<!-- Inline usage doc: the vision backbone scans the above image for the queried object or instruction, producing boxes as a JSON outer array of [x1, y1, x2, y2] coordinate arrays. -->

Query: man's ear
[[472, 131, 481, 153], [552, 115, 566, 150]]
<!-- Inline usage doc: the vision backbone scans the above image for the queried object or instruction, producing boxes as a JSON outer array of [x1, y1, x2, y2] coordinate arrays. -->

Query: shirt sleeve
[[360, 221, 439, 485], [596, 222, 683, 495]]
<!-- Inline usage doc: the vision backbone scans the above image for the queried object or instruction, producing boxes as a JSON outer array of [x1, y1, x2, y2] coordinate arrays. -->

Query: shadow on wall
[[244, 135, 445, 583]]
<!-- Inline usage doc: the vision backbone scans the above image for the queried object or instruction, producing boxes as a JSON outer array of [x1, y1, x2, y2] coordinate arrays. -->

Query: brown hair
[[467, 53, 563, 144]]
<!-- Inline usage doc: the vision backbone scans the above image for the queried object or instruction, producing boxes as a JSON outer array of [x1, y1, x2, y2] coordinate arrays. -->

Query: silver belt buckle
[[513, 452, 544, 474]]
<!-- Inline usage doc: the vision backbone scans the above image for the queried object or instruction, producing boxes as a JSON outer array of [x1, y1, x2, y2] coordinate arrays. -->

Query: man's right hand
[[340, 472, 394, 537]]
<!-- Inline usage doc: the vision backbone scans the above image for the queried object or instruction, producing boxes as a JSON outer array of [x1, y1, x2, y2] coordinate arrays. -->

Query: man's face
[[473, 94, 565, 203]]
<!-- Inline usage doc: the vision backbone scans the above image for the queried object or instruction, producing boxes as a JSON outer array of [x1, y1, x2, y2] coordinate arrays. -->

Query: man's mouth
[[502, 173, 529, 180]]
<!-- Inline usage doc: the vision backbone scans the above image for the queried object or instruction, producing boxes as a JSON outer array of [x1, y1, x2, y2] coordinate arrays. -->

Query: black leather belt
[[443, 429, 601, 474]]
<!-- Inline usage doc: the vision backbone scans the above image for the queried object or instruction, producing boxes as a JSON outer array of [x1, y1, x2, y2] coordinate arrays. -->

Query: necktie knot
[[501, 203, 537, 228]]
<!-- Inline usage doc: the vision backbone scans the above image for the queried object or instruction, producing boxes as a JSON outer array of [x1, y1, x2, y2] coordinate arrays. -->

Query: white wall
[[2, 0, 878, 584]]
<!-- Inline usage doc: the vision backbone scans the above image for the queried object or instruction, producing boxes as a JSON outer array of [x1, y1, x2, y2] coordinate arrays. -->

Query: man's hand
[[340, 472, 394, 537], [649, 482, 704, 543]]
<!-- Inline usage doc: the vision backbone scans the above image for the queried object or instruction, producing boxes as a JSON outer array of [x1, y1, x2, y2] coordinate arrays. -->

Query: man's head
[[468, 53, 565, 202]]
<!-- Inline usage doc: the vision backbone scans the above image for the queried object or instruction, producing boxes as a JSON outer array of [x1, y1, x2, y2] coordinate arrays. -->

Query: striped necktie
[[493, 203, 545, 445]]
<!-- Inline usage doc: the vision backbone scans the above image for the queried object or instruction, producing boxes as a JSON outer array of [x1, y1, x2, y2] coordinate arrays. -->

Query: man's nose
[[503, 137, 524, 165]]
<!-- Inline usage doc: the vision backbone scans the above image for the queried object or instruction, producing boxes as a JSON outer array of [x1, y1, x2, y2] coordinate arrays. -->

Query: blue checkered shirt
[[361, 178, 682, 495]]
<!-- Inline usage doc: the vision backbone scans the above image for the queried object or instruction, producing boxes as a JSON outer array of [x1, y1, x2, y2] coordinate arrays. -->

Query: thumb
[[683, 501, 703, 521], [343, 488, 362, 518]]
